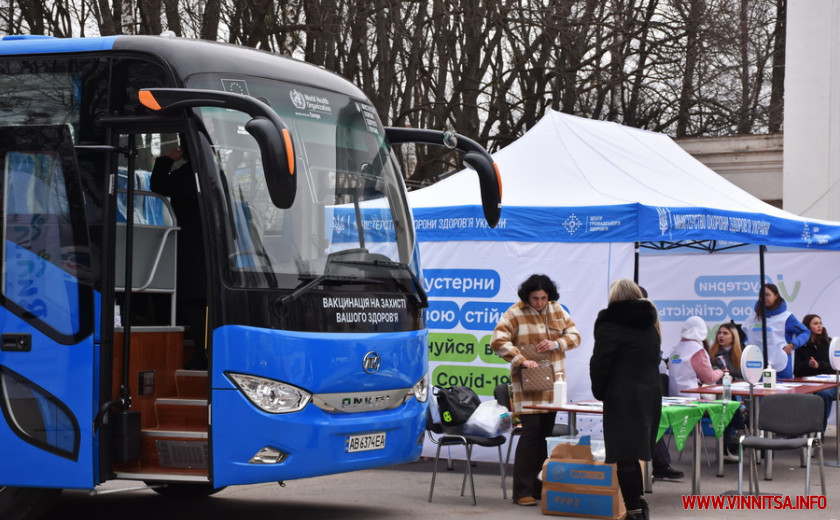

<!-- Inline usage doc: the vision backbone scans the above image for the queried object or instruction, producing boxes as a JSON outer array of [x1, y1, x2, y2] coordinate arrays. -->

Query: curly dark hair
[[517, 274, 559, 303]]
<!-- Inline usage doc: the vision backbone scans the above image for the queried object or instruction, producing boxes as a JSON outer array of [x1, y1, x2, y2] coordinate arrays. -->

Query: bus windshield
[[186, 74, 415, 289]]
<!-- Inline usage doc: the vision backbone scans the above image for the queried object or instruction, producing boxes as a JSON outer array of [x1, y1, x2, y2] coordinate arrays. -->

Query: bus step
[[174, 369, 208, 398], [114, 472, 209, 482], [156, 439, 208, 469], [142, 429, 208, 440], [155, 398, 208, 430], [143, 430, 209, 470], [113, 431, 209, 476]]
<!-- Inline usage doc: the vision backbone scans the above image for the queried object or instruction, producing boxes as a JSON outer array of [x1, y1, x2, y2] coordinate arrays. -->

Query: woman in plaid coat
[[491, 274, 581, 506]]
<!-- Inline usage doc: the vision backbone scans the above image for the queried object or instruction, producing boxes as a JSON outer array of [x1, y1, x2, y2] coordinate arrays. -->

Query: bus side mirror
[[462, 151, 502, 228], [138, 88, 297, 209], [245, 117, 296, 208], [385, 127, 502, 227]]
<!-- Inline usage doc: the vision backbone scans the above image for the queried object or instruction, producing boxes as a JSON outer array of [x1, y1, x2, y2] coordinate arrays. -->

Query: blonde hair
[[608, 278, 644, 304], [709, 323, 743, 369]]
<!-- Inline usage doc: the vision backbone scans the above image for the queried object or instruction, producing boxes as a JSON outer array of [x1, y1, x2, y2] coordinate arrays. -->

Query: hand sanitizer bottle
[[552, 378, 567, 407], [762, 367, 776, 389]]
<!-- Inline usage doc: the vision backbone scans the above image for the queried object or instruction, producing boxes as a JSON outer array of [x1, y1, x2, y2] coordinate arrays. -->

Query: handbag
[[435, 385, 481, 426], [518, 343, 555, 392]]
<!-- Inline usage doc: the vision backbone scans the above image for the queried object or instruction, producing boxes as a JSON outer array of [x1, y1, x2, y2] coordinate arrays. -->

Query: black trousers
[[178, 297, 207, 369], [651, 437, 671, 470], [513, 411, 557, 501], [616, 459, 644, 511]]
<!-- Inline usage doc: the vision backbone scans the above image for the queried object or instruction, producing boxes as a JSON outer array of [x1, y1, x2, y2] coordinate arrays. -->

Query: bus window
[[0, 366, 80, 460], [1, 127, 92, 340], [187, 74, 415, 290]]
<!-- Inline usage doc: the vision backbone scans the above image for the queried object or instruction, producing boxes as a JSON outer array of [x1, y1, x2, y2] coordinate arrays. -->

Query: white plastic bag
[[428, 390, 442, 425], [461, 400, 513, 437]]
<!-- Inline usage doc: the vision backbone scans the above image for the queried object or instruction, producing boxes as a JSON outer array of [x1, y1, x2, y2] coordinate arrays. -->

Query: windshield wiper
[[277, 273, 383, 307], [328, 259, 429, 308]]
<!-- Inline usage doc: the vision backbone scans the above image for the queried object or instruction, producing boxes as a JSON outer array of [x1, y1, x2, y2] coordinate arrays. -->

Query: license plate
[[345, 432, 386, 453]]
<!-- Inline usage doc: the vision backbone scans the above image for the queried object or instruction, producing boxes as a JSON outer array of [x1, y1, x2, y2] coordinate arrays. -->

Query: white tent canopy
[[409, 111, 840, 249], [410, 111, 840, 457]]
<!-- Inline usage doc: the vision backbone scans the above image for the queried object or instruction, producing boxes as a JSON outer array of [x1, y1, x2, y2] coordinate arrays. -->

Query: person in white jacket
[[669, 316, 723, 398]]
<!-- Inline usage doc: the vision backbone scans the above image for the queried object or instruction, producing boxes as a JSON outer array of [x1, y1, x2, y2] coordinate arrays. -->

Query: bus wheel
[[146, 482, 224, 499], [0, 486, 62, 520]]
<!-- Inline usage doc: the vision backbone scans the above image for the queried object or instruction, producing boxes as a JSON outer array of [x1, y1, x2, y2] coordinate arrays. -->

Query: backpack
[[434, 385, 481, 427]]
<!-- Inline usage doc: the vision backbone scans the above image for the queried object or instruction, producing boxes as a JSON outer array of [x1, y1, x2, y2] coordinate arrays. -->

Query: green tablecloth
[[656, 400, 741, 451]]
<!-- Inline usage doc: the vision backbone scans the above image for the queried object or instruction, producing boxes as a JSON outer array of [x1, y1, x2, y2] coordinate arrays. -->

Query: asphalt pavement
[[45, 426, 840, 519]]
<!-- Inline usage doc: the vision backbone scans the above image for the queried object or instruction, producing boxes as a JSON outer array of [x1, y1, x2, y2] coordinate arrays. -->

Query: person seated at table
[[709, 322, 743, 379], [669, 316, 724, 398], [794, 314, 837, 433], [709, 322, 747, 461]]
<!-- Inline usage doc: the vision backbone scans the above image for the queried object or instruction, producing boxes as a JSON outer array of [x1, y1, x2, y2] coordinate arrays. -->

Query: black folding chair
[[737, 393, 826, 495], [426, 408, 507, 505], [493, 383, 569, 478]]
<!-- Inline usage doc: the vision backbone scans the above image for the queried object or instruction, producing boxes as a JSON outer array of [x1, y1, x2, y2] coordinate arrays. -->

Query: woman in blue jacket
[[742, 283, 809, 379]]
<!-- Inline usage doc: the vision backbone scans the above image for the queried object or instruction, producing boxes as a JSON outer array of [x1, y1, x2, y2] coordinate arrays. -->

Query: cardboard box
[[546, 435, 607, 462], [546, 435, 588, 455], [541, 444, 625, 519]]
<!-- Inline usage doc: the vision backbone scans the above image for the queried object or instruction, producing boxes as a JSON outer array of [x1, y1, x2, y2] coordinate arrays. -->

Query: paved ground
[[47, 427, 840, 519]]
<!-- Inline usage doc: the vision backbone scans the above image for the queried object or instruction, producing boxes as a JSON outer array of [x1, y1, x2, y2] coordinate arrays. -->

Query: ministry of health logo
[[656, 207, 671, 236], [563, 214, 583, 235], [801, 222, 812, 246]]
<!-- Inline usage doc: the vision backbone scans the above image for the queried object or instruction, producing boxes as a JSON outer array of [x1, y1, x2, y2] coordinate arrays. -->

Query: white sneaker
[[723, 449, 739, 463]]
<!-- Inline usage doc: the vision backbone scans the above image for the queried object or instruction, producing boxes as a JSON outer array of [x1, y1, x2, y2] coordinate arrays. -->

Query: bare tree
[[0, 0, 787, 183], [17, 0, 46, 34], [138, 0, 162, 35], [768, 0, 785, 133], [162, 0, 182, 35], [94, 0, 119, 34], [199, 0, 220, 41]]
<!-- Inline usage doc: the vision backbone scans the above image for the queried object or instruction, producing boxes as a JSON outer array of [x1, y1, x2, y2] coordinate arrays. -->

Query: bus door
[[0, 125, 96, 488]]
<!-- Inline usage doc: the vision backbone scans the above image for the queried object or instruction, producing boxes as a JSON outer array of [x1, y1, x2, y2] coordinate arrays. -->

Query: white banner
[[641, 248, 840, 438], [643, 248, 840, 359], [420, 244, 840, 461], [420, 241, 633, 460]]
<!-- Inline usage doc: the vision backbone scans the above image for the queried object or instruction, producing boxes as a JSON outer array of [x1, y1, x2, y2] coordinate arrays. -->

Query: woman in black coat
[[590, 279, 661, 520]]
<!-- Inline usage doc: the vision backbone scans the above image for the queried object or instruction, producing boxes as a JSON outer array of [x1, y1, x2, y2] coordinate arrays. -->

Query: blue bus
[[0, 35, 501, 518]]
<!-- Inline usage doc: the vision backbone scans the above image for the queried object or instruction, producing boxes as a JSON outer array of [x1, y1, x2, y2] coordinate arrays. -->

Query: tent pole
[[634, 242, 640, 284], [759, 245, 768, 364]]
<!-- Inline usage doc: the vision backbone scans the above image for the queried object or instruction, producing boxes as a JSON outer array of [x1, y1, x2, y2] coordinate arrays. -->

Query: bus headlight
[[410, 374, 429, 403], [227, 373, 311, 413]]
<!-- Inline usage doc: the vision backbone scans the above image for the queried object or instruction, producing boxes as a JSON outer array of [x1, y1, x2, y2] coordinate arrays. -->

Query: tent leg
[[634, 242, 640, 283]]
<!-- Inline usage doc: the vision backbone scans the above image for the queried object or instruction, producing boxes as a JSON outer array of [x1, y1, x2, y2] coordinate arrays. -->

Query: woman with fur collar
[[590, 279, 660, 520]]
